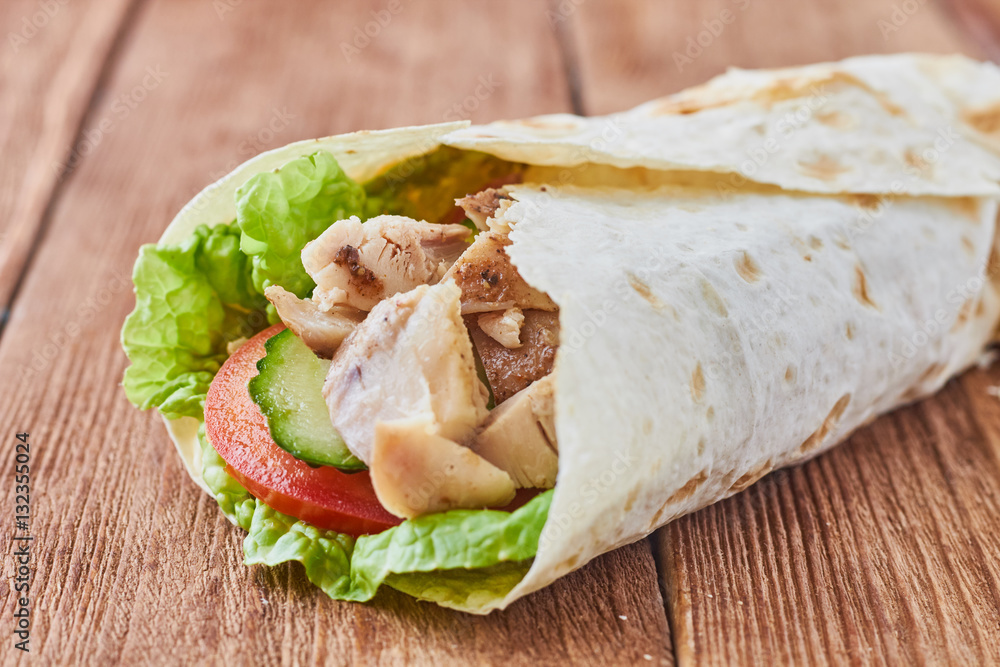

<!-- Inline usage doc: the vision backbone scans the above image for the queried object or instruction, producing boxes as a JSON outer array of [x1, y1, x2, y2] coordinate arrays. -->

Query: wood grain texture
[[658, 380, 1000, 665], [946, 0, 1000, 61], [569, 0, 979, 113], [0, 1, 672, 665], [565, 0, 1000, 663], [5, 0, 1000, 665], [0, 0, 136, 316]]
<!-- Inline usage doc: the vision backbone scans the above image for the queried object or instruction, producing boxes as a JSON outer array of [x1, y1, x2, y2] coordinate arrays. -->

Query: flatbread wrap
[[121, 53, 1000, 613]]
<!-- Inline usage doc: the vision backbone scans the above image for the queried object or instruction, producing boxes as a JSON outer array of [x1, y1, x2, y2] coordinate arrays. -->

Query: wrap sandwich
[[121, 53, 1000, 613]]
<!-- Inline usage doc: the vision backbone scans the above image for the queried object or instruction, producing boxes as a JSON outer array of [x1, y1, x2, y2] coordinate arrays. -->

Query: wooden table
[[3, 1, 1000, 664]]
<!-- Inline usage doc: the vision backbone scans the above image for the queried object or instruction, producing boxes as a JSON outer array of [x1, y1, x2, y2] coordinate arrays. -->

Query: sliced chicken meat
[[470, 376, 558, 489], [441, 224, 557, 315], [324, 280, 490, 463], [323, 280, 516, 517], [264, 286, 365, 358], [303, 215, 470, 312], [466, 309, 559, 404], [456, 187, 512, 231], [372, 416, 515, 518], [478, 307, 524, 349]]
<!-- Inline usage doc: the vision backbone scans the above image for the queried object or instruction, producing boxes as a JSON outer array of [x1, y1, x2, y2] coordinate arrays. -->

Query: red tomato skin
[[204, 324, 402, 537]]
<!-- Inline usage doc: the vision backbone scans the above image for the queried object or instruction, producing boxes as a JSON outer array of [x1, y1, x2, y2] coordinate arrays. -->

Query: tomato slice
[[204, 324, 402, 536]]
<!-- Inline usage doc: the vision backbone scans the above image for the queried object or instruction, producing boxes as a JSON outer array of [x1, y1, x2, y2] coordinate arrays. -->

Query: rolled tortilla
[[159, 53, 1000, 612]]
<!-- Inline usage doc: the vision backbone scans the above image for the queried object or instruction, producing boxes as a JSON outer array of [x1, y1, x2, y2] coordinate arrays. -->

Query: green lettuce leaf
[[197, 426, 549, 608], [235, 150, 366, 300], [121, 222, 267, 420]]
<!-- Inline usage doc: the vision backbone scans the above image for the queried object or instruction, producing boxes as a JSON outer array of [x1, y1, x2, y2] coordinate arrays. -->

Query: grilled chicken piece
[[303, 215, 471, 312], [372, 416, 516, 518], [264, 286, 365, 358], [324, 281, 490, 465], [442, 226, 557, 315], [478, 307, 524, 349], [466, 309, 559, 404], [456, 188, 512, 231], [470, 376, 558, 489]]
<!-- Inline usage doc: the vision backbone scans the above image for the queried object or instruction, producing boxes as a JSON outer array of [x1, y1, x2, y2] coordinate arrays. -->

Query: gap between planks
[[0, 0, 146, 343]]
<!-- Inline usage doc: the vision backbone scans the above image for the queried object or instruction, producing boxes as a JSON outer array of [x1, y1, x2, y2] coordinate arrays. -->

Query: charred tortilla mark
[[700, 280, 728, 317], [785, 365, 796, 383], [798, 393, 851, 454], [651, 471, 709, 527], [691, 363, 706, 402], [729, 459, 773, 493], [845, 322, 855, 340], [624, 487, 640, 512], [706, 406, 715, 422], [815, 110, 854, 129], [808, 235, 823, 250], [850, 194, 882, 211], [918, 362, 945, 384], [852, 265, 878, 310], [952, 298, 974, 331], [733, 251, 761, 283], [961, 236, 976, 257], [627, 273, 665, 309], [904, 148, 932, 175], [797, 154, 851, 181], [949, 197, 981, 221], [697, 437, 706, 456], [964, 104, 1000, 135], [665, 470, 707, 504], [515, 118, 579, 131], [649, 72, 902, 118], [976, 298, 986, 318]]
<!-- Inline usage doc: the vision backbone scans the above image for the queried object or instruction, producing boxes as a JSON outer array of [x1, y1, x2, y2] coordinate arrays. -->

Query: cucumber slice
[[248, 328, 365, 470]]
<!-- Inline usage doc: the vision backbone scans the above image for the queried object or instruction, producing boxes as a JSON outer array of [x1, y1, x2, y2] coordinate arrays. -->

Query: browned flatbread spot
[[951, 298, 974, 331], [730, 459, 773, 494], [948, 197, 981, 222], [701, 280, 728, 317], [799, 394, 851, 454], [850, 194, 882, 211], [733, 251, 761, 283], [852, 265, 878, 310], [669, 470, 707, 503], [627, 273, 665, 310], [918, 362, 945, 385], [797, 154, 851, 181], [691, 363, 706, 402], [815, 110, 854, 129], [964, 104, 1000, 135], [905, 148, 932, 175]]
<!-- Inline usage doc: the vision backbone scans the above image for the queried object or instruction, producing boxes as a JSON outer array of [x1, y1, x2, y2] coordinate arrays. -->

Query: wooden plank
[[659, 382, 1000, 665], [565, 0, 1000, 663], [947, 0, 1000, 61], [568, 0, 979, 114], [0, 0, 135, 316], [0, 1, 673, 664]]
